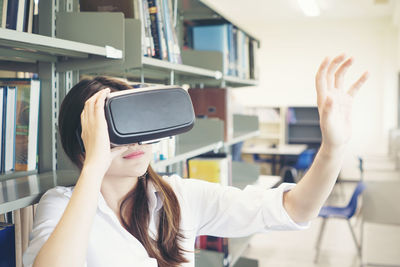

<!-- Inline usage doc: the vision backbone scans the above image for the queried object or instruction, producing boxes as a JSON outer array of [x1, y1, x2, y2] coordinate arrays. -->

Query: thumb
[[110, 146, 129, 159]]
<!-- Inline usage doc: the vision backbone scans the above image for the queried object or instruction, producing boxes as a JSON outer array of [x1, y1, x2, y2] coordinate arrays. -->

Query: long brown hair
[[58, 76, 189, 267]]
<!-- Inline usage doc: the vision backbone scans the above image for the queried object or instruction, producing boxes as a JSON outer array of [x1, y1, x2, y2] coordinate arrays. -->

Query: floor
[[240, 157, 400, 267]]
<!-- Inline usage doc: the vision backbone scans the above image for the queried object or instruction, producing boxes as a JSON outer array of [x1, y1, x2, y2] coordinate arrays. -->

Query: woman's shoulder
[[158, 174, 217, 197], [38, 186, 75, 205]]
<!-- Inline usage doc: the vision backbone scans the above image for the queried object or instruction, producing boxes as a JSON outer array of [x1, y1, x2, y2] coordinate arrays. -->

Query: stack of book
[[188, 23, 259, 79], [0, 0, 39, 33], [188, 153, 231, 266], [0, 78, 40, 173], [80, 0, 182, 63], [0, 223, 15, 267]]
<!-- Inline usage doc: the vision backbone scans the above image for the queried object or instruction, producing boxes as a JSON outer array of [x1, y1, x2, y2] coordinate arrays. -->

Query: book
[[167, 0, 181, 64], [156, 0, 168, 60], [188, 156, 229, 186], [195, 236, 229, 267], [32, 0, 38, 34], [137, 0, 150, 57], [0, 79, 41, 171], [15, 0, 26, 31], [0, 87, 4, 173], [192, 24, 230, 75], [142, 0, 155, 57], [188, 88, 233, 142], [24, 0, 33, 33], [227, 24, 235, 76], [5, 0, 18, 30], [249, 39, 259, 80], [0, 0, 5, 28], [3, 86, 17, 172], [147, 0, 163, 59], [160, 0, 174, 62], [0, 223, 16, 267]]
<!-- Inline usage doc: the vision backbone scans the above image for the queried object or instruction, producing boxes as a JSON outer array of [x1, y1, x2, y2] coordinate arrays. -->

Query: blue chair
[[294, 148, 316, 170], [314, 181, 366, 263], [291, 148, 316, 181]]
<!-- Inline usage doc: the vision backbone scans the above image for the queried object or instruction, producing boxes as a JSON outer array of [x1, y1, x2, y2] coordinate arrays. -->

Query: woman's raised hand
[[316, 54, 369, 151], [80, 88, 128, 174]]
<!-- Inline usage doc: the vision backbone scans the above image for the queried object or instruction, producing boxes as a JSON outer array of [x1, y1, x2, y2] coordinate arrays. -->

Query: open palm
[[316, 55, 369, 148]]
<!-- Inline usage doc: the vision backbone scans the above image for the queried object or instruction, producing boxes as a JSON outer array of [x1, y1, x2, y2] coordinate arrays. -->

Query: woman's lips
[[123, 150, 145, 159]]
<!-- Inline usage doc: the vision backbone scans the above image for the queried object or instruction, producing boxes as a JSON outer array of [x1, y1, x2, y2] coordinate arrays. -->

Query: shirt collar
[[147, 178, 164, 213]]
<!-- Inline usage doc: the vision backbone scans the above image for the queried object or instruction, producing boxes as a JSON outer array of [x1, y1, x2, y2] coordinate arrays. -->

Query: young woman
[[23, 55, 368, 267]]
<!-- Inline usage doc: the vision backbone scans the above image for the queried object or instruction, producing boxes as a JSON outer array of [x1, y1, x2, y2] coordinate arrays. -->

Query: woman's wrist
[[319, 142, 347, 158], [81, 163, 107, 183]]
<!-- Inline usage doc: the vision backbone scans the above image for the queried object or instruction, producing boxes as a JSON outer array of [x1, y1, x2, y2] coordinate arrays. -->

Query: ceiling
[[199, 0, 396, 39]]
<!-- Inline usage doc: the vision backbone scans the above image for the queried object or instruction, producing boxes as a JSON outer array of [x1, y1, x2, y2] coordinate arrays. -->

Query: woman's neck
[[100, 175, 139, 218]]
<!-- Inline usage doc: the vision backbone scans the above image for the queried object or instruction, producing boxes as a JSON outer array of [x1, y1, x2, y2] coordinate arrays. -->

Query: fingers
[[81, 88, 109, 121], [335, 57, 353, 89], [327, 54, 346, 89], [315, 56, 330, 97], [348, 71, 369, 97], [80, 88, 110, 136]]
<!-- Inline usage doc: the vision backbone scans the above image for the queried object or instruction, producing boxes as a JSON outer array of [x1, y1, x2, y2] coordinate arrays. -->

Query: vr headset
[[77, 85, 195, 151]]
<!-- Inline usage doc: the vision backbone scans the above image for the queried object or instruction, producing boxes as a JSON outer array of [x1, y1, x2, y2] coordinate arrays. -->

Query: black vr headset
[[77, 85, 195, 151]]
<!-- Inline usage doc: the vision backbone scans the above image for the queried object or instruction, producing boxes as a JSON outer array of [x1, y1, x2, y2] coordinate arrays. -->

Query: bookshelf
[[243, 107, 286, 149], [0, 0, 261, 266], [286, 107, 322, 148]]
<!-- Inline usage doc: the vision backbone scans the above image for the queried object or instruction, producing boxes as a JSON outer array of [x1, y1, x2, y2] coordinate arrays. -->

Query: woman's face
[[105, 142, 153, 178]]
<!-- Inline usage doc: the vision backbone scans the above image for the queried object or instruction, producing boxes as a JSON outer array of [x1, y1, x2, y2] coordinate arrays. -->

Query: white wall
[[233, 17, 398, 175]]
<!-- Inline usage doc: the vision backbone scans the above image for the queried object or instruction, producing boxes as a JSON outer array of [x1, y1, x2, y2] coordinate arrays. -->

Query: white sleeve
[[177, 177, 310, 237], [22, 187, 73, 267]]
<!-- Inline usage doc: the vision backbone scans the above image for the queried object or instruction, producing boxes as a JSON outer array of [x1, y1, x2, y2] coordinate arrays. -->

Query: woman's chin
[[105, 165, 148, 178]]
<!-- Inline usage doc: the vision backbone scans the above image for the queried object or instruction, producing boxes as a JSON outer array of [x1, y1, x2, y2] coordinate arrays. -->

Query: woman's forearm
[[283, 143, 346, 223], [33, 166, 104, 267]]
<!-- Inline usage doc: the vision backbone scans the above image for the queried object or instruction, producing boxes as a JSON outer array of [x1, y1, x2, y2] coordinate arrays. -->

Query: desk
[[242, 144, 307, 175], [363, 170, 400, 182], [362, 181, 400, 266], [363, 181, 400, 225]]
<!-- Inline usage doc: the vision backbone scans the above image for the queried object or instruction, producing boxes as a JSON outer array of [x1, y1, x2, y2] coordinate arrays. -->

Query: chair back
[[358, 156, 364, 180], [347, 181, 366, 218], [295, 149, 316, 170], [232, 141, 244, 161], [280, 166, 298, 183]]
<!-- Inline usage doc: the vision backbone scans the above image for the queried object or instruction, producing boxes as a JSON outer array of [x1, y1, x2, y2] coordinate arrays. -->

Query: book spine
[[137, 0, 150, 56], [6, 0, 18, 30], [0, 87, 4, 173], [16, 0, 25, 31], [161, 0, 174, 62], [167, 0, 181, 64], [0, 0, 4, 28], [4, 86, 16, 172], [27, 80, 40, 171], [32, 0, 38, 34], [145, 0, 155, 57], [147, 0, 162, 59], [25, 0, 33, 33], [22, 0, 29, 32], [157, 0, 168, 60]]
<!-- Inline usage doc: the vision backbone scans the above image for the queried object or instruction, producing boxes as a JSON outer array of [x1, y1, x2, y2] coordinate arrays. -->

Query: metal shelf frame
[[0, 1, 261, 266]]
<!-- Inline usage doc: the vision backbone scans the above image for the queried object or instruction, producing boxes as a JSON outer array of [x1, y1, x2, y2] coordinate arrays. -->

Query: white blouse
[[23, 174, 310, 267]]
